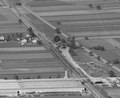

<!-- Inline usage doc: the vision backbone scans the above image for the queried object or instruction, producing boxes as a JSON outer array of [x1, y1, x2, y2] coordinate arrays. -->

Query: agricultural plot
[[0, 8, 26, 35], [40, 12, 120, 37], [26, 0, 73, 7], [71, 47, 120, 77], [74, 38, 120, 76], [78, 38, 120, 61], [26, 0, 120, 38], [0, 41, 65, 79]]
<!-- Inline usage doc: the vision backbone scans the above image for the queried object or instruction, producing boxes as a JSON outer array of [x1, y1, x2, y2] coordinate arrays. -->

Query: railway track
[[2, 0, 107, 98]]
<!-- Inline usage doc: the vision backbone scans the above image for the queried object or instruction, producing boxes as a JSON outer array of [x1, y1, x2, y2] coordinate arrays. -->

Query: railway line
[[2, 0, 108, 98]]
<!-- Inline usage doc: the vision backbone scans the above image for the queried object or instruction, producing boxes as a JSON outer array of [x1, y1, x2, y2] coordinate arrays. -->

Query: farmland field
[[78, 38, 120, 61], [0, 41, 65, 79], [0, 8, 26, 34], [72, 47, 120, 77], [26, 0, 120, 38], [27, 0, 73, 7]]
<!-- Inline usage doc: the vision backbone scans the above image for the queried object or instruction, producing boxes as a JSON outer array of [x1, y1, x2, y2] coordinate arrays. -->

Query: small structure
[[20, 39, 27, 45], [0, 35, 5, 42]]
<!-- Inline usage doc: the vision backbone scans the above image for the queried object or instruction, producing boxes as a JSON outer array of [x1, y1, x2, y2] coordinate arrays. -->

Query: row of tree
[[89, 4, 102, 10], [0, 33, 24, 41], [3, 73, 61, 80], [90, 45, 105, 51]]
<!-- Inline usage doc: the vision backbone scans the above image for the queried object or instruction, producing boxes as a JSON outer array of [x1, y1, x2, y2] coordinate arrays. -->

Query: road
[[2, 0, 110, 98]]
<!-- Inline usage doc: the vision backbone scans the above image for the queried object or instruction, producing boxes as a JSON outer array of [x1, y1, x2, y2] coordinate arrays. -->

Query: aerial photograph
[[0, 0, 120, 98]]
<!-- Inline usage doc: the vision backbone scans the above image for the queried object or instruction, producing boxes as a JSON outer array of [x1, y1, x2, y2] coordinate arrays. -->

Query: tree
[[18, 19, 22, 24], [96, 55, 101, 60], [14, 75, 19, 80], [19, 33, 24, 39], [11, 33, 16, 40], [49, 76, 52, 79], [85, 36, 89, 40], [6, 34, 12, 41], [57, 73, 61, 78], [37, 75, 41, 79], [4, 77, 8, 80], [69, 48, 76, 56], [57, 21, 61, 25], [16, 0, 21, 6], [27, 27, 36, 37], [107, 96, 112, 98], [70, 36, 76, 49], [108, 70, 116, 77], [100, 46, 105, 51], [37, 40, 42, 45], [61, 39, 66, 44], [55, 28, 61, 34], [17, 91, 20, 96], [113, 59, 120, 64], [96, 5, 101, 10], [89, 4, 93, 8], [89, 51, 94, 56], [53, 35, 61, 42]]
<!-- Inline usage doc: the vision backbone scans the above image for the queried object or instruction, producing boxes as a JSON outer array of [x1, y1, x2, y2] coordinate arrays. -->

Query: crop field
[[69, 38, 120, 77], [27, 0, 73, 7], [0, 8, 26, 34], [0, 41, 65, 79], [41, 12, 120, 37], [27, 0, 120, 38]]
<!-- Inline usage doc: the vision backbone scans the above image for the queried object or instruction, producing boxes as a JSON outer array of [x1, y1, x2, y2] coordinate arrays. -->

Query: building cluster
[[91, 77, 120, 87]]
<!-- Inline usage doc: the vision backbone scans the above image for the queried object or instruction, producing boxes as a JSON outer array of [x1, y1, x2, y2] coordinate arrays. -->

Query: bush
[[11, 33, 16, 40], [93, 45, 105, 51], [108, 70, 116, 77], [113, 59, 120, 64], [84, 36, 89, 40], [4, 77, 8, 80], [14, 75, 19, 80], [100, 46, 105, 51], [37, 40, 42, 45], [96, 56, 101, 60], [37, 75, 41, 79], [69, 48, 76, 56], [6, 34, 12, 41], [55, 28, 61, 34], [57, 21, 61, 25], [18, 33, 24, 39], [89, 51, 94, 56]]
